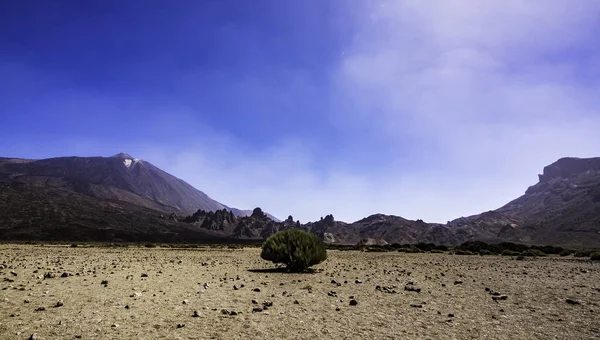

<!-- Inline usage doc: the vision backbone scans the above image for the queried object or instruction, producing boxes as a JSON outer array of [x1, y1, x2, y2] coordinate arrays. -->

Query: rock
[[141, 273, 148, 277], [566, 299, 581, 305], [203, 283, 209, 289], [111, 323, 119, 328], [492, 295, 508, 301], [130, 292, 142, 298], [192, 310, 200, 317], [221, 309, 229, 315], [293, 300, 299, 304], [233, 285, 239, 290], [355, 279, 362, 284], [328, 291, 337, 297], [448, 313, 454, 317], [55, 300, 64, 307], [229, 311, 238, 316], [349, 299, 358, 306], [35, 306, 46, 312], [182, 299, 189, 304], [404, 285, 421, 293], [44, 272, 56, 279], [252, 307, 263, 313], [28, 333, 38, 340], [101, 280, 108, 285], [177, 323, 185, 328], [60, 272, 72, 278], [263, 301, 273, 308], [336, 307, 341, 311], [10, 271, 17, 276], [410, 304, 423, 308], [24, 299, 30, 304], [454, 280, 463, 285], [253, 288, 261, 292]]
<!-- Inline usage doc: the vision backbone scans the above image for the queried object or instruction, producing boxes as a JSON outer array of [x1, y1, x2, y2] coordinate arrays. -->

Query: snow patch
[[123, 159, 133, 168]]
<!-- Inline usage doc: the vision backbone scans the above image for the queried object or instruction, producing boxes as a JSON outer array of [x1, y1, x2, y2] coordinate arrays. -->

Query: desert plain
[[0, 244, 599, 340]]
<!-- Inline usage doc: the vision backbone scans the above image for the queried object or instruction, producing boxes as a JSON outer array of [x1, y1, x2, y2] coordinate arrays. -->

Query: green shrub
[[574, 251, 591, 258], [590, 252, 600, 261], [559, 250, 572, 257], [501, 250, 520, 256], [515, 255, 525, 261], [398, 247, 422, 253], [520, 249, 546, 257], [261, 229, 327, 272], [478, 249, 497, 256], [454, 250, 474, 255], [430, 249, 445, 253]]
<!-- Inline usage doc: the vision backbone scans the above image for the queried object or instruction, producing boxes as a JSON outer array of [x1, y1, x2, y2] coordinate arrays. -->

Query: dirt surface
[[1, 245, 599, 339]]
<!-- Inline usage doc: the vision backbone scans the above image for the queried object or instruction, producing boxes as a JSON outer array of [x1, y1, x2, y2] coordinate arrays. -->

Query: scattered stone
[[141, 273, 148, 277], [101, 280, 108, 285], [182, 299, 189, 304], [566, 299, 581, 305], [44, 272, 56, 279], [55, 300, 64, 307], [454, 280, 463, 285], [355, 279, 362, 284], [10, 271, 17, 276], [336, 307, 341, 311], [349, 299, 358, 306], [492, 295, 508, 301], [448, 313, 454, 317], [111, 323, 119, 328], [203, 282, 209, 289], [35, 306, 46, 312], [404, 285, 421, 293], [28, 333, 38, 340], [61, 272, 72, 278], [192, 310, 200, 317], [253, 288, 261, 292], [177, 323, 185, 328], [410, 304, 423, 308], [252, 307, 263, 313], [293, 300, 299, 304], [328, 291, 337, 297]]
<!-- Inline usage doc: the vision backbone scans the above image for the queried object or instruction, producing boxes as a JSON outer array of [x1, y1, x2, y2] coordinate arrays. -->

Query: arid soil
[[1, 245, 599, 339]]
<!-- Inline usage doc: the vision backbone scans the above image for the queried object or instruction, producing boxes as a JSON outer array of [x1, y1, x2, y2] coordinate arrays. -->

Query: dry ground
[[1, 245, 599, 340]]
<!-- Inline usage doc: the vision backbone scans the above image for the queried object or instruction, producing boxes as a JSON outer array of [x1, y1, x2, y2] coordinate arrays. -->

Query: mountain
[[448, 157, 600, 248], [0, 153, 251, 217], [0, 153, 276, 242], [1, 154, 599, 248]]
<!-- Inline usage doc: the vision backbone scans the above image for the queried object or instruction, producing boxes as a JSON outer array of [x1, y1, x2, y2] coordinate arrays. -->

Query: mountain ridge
[[1, 154, 599, 247]]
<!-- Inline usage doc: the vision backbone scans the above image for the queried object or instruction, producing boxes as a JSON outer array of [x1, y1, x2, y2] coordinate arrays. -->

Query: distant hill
[[1, 154, 599, 248]]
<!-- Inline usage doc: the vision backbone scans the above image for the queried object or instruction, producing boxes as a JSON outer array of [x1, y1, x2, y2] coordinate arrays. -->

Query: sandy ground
[[1, 245, 599, 340]]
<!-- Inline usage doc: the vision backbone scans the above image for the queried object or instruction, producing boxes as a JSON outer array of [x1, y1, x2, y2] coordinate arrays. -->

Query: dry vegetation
[[1, 245, 599, 339]]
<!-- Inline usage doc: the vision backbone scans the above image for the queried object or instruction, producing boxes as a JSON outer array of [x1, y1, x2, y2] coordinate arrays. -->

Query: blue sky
[[2, 1, 600, 223]]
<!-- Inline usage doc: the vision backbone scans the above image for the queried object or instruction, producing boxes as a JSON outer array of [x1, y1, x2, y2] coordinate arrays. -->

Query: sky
[[1, 1, 600, 223]]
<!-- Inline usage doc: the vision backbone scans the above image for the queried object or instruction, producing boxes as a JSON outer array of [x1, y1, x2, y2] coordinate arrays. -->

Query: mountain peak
[[111, 152, 135, 159], [539, 157, 600, 182]]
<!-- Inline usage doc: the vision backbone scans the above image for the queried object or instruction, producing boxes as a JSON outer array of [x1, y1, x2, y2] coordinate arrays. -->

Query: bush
[[454, 250, 474, 255], [516, 255, 525, 261], [261, 229, 327, 272], [559, 250, 572, 257], [478, 249, 497, 256], [590, 252, 600, 261], [574, 251, 591, 258], [520, 249, 546, 257], [501, 250, 520, 256]]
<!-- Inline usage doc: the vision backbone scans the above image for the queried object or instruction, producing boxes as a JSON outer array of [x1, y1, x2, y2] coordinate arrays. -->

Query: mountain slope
[[0, 153, 247, 217], [449, 157, 600, 247]]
